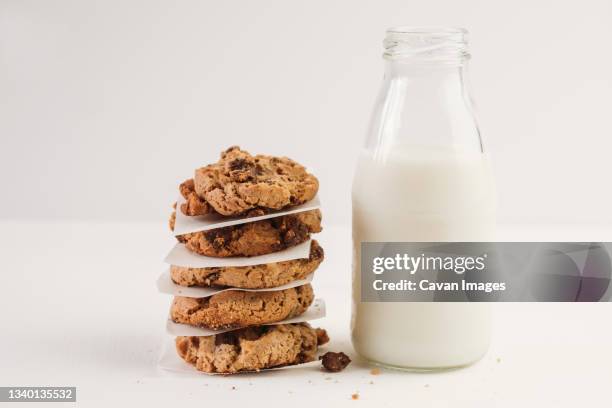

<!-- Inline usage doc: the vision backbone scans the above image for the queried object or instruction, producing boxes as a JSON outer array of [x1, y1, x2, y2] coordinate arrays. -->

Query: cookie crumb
[[496, 357, 501, 363], [325, 377, 332, 381], [351, 393, 359, 400], [320, 352, 351, 372], [370, 368, 381, 376], [424, 384, 430, 388], [369, 381, 374, 385]]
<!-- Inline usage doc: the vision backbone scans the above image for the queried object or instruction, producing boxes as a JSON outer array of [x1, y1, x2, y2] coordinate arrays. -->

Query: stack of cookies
[[162, 146, 329, 374]]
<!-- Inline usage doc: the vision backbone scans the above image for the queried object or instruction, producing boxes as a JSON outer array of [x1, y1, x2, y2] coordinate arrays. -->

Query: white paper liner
[[163, 239, 312, 268], [166, 298, 326, 336], [157, 269, 315, 298], [173, 195, 321, 236], [158, 337, 322, 376]]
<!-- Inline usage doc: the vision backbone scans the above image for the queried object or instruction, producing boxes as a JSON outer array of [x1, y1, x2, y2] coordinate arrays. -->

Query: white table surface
[[1, 221, 611, 407]]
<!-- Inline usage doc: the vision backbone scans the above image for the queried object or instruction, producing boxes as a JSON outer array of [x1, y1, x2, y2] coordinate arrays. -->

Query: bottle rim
[[383, 26, 470, 63], [386, 26, 468, 35]]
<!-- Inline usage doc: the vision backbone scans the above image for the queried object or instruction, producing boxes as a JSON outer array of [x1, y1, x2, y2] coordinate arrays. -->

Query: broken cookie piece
[[179, 178, 213, 216], [320, 351, 351, 372]]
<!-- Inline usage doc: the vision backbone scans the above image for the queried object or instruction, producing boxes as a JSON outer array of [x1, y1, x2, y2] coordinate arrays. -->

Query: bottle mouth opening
[[384, 26, 470, 63], [386, 26, 468, 36]]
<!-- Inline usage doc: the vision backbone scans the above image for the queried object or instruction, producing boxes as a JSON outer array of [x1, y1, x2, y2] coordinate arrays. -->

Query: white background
[[1, 222, 611, 407], [2, 0, 612, 225], [1, 1, 612, 407]]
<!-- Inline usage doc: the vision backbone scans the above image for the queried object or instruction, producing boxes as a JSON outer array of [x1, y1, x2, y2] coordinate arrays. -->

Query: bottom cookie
[[175, 323, 329, 374]]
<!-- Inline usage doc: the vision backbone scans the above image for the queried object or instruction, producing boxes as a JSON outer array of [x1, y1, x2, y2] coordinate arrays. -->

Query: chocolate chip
[[204, 227, 236, 249], [215, 332, 238, 346], [320, 352, 351, 372], [280, 216, 309, 246], [203, 272, 220, 285], [310, 242, 324, 261], [229, 158, 250, 171]]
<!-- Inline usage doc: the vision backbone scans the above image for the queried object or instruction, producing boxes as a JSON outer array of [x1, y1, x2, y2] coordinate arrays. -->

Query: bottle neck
[[381, 27, 472, 108], [365, 28, 482, 155], [384, 60, 467, 81], [382, 60, 470, 109]]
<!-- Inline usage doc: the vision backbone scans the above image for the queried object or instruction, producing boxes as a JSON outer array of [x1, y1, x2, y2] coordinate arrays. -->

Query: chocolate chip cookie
[[170, 284, 314, 329], [182, 146, 318, 216], [171, 209, 322, 257], [175, 323, 329, 374], [170, 240, 324, 289]]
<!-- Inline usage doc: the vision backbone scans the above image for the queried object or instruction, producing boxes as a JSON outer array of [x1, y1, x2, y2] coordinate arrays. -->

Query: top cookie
[[183, 146, 319, 216]]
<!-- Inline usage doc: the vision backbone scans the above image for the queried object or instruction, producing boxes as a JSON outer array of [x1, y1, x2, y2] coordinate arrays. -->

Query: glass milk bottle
[[351, 27, 495, 370]]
